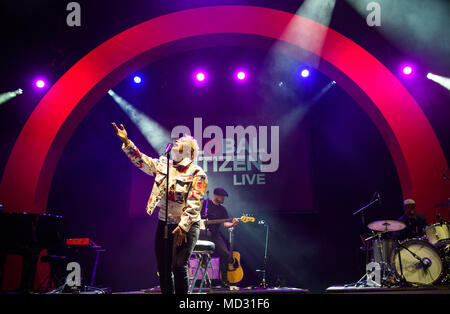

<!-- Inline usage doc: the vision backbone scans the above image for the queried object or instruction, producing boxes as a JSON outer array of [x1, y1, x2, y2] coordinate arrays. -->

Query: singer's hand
[[112, 122, 129, 145], [172, 226, 187, 246]]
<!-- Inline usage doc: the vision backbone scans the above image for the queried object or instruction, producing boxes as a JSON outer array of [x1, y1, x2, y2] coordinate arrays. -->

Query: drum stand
[[351, 195, 380, 287], [374, 231, 398, 287], [351, 232, 379, 287], [352, 230, 401, 288], [392, 240, 409, 287], [441, 246, 450, 285]]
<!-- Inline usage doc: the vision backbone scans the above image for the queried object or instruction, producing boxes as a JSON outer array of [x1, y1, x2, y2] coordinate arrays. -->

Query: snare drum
[[424, 222, 450, 248], [392, 238, 443, 285]]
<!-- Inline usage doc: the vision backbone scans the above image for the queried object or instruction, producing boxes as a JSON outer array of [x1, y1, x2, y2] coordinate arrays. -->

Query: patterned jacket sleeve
[[179, 169, 208, 232], [121, 139, 158, 177]]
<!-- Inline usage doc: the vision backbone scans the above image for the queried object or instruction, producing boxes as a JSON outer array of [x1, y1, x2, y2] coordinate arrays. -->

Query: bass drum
[[392, 239, 443, 285]]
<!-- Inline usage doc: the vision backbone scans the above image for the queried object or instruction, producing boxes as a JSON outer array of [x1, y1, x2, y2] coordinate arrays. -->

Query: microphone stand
[[164, 149, 171, 240], [395, 240, 429, 268], [163, 146, 172, 291], [352, 193, 380, 287], [204, 191, 210, 234], [352, 193, 380, 221], [256, 220, 269, 289]]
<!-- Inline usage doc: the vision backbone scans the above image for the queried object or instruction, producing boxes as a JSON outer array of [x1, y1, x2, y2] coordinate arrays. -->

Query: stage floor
[[113, 286, 310, 294], [326, 285, 450, 294]]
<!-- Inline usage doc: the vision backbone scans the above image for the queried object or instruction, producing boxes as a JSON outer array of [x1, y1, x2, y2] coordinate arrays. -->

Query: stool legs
[[189, 252, 212, 293], [198, 254, 211, 292]]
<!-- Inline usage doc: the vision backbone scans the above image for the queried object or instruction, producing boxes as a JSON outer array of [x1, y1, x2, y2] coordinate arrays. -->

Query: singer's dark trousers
[[154, 219, 200, 294]]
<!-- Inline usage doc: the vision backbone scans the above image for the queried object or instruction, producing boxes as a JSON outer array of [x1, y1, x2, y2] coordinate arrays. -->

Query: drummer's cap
[[403, 199, 416, 206], [213, 187, 228, 197]]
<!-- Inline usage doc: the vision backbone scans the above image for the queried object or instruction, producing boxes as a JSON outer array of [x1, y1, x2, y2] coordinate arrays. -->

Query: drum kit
[[360, 216, 450, 287]]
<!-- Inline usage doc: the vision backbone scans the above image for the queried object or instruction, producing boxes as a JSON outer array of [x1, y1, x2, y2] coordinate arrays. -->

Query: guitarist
[[199, 187, 239, 288]]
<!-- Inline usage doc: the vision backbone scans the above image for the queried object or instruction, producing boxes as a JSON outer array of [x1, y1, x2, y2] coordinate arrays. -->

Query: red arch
[[0, 5, 447, 222]]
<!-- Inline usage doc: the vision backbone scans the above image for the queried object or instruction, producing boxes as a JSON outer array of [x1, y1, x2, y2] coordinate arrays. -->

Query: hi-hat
[[368, 220, 406, 232]]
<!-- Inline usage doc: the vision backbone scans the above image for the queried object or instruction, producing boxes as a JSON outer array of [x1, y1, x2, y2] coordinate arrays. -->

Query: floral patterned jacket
[[122, 139, 208, 232]]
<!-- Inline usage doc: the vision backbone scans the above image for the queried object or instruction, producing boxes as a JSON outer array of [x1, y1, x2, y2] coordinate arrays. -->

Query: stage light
[[108, 89, 172, 153], [278, 80, 336, 138], [346, 0, 449, 71], [427, 73, 450, 91], [195, 72, 206, 82], [0, 88, 24, 105], [271, 0, 336, 68], [402, 65, 413, 75], [236, 71, 246, 80], [133, 75, 142, 84], [300, 69, 310, 78], [35, 79, 46, 88]]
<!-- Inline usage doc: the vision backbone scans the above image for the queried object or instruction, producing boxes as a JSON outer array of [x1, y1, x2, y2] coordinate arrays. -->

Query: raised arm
[[112, 122, 158, 176]]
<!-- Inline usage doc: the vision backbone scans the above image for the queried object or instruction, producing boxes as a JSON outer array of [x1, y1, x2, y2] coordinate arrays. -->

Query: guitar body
[[224, 251, 244, 284]]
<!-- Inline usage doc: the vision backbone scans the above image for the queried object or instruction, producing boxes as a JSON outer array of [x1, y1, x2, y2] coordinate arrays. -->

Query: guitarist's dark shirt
[[395, 213, 428, 241], [201, 201, 229, 234]]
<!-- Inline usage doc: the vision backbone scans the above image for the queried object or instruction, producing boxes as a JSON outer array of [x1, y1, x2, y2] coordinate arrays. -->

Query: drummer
[[395, 199, 428, 241]]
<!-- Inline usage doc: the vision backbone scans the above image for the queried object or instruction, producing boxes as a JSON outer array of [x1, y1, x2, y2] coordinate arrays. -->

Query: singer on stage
[[112, 122, 208, 294]]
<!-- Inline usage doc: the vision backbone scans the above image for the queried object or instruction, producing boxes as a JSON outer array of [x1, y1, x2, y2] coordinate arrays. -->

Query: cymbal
[[435, 199, 450, 209], [367, 220, 406, 232]]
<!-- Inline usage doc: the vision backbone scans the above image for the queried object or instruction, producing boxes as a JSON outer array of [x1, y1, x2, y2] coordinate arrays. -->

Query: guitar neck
[[205, 218, 236, 225], [170, 216, 238, 225]]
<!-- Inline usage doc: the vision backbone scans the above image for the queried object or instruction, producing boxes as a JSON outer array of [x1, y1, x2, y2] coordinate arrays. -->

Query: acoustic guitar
[[220, 226, 244, 284]]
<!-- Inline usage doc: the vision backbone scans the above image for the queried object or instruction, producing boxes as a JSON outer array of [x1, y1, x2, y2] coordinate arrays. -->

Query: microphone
[[377, 192, 382, 206], [421, 257, 431, 268], [164, 142, 173, 154]]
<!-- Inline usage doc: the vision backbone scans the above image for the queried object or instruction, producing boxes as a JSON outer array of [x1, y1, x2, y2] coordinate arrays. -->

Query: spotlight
[[300, 69, 310, 78], [195, 72, 206, 82], [402, 65, 413, 75], [0, 88, 24, 105], [427, 73, 450, 91], [236, 71, 246, 80], [133, 75, 142, 84], [195, 72, 205, 82], [35, 79, 46, 89], [108, 89, 172, 152]]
